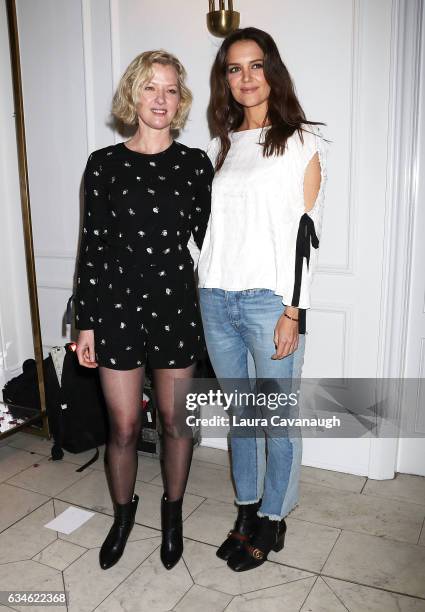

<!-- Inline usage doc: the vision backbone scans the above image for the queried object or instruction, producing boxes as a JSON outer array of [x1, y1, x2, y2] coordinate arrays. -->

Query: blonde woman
[[75, 50, 213, 570]]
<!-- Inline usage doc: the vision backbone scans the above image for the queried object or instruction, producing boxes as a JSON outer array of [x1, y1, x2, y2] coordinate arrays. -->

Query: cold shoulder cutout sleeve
[[290, 126, 328, 309]]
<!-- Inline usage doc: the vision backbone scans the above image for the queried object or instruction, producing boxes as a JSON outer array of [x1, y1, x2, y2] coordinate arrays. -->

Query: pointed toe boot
[[99, 494, 139, 570], [160, 494, 183, 570]]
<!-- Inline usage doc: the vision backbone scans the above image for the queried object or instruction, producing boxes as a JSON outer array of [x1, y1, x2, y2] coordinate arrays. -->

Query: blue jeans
[[199, 288, 306, 519]]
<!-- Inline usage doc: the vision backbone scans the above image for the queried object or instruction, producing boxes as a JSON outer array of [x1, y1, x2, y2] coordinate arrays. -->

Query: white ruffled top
[[197, 124, 327, 309]]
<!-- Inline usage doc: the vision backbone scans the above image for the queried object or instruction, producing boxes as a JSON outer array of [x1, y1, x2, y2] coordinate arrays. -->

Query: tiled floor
[[0, 433, 424, 611]]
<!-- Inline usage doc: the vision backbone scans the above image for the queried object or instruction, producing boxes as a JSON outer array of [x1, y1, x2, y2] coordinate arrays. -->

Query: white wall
[[9, 0, 420, 477]]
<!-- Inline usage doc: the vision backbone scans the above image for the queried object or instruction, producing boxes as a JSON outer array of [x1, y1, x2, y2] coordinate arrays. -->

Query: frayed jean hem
[[235, 497, 261, 505], [257, 511, 282, 520], [257, 502, 299, 521]]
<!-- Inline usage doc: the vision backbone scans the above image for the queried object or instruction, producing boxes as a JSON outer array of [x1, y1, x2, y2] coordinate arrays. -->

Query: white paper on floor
[[44, 506, 95, 535]]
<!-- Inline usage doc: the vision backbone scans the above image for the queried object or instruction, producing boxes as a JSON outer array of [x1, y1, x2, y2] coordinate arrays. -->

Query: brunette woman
[[198, 27, 327, 571], [75, 50, 213, 570]]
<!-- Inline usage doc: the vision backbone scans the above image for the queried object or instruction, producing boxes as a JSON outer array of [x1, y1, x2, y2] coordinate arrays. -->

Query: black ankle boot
[[216, 502, 260, 560], [160, 494, 183, 570], [227, 516, 286, 572], [99, 494, 139, 570]]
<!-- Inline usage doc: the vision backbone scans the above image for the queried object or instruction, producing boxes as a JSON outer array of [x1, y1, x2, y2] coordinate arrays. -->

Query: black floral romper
[[74, 140, 213, 370]]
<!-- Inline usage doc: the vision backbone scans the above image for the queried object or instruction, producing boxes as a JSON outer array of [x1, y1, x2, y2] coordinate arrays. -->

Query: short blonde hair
[[112, 50, 192, 130]]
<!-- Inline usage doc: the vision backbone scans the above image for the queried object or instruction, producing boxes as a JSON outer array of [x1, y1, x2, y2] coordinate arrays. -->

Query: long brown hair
[[208, 27, 324, 170]]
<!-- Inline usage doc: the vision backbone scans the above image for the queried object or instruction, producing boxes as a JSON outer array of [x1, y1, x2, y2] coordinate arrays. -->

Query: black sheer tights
[[99, 364, 196, 506], [99, 366, 145, 505], [153, 365, 196, 501]]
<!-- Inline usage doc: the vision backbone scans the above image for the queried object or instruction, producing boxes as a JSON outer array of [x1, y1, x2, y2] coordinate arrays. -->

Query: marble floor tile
[[324, 576, 425, 612], [293, 481, 425, 543], [174, 584, 232, 611], [131, 481, 205, 530], [57, 473, 204, 530], [0, 559, 63, 612], [300, 576, 347, 611], [300, 464, 366, 493], [193, 445, 231, 468], [56, 469, 114, 514], [0, 500, 56, 564], [183, 538, 314, 596], [54, 500, 159, 549], [419, 524, 425, 546], [6, 456, 92, 497], [6, 432, 52, 456], [323, 530, 425, 598], [268, 517, 341, 573], [152, 459, 235, 504], [33, 538, 86, 571], [63, 548, 135, 612], [0, 446, 44, 483], [225, 576, 316, 612], [0, 483, 48, 532], [363, 473, 425, 506], [115, 536, 161, 570], [183, 497, 236, 547], [96, 549, 193, 612]]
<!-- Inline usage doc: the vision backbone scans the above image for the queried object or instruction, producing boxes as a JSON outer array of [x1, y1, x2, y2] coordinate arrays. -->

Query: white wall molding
[[36, 251, 76, 260], [369, 0, 423, 479], [81, 0, 115, 152], [81, 0, 96, 155], [315, 0, 360, 277], [37, 282, 73, 291], [377, 0, 422, 381], [109, 0, 121, 145], [339, 0, 360, 276], [310, 302, 352, 379]]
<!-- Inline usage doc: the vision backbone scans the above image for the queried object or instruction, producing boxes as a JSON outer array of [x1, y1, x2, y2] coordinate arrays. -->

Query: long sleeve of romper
[[190, 149, 214, 251], [74, 152, 107, 330]]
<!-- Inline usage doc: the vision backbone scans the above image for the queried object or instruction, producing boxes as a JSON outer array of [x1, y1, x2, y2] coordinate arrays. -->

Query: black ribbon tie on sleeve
[[291, 213, 320, 307]]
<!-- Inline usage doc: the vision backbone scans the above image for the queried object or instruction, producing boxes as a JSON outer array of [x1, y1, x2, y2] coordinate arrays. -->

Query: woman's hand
[[76, 329, 98, 368], [272, 307, 299, 360]]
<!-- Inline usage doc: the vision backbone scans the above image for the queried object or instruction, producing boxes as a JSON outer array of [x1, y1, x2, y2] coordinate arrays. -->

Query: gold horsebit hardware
[[246, 544, 264, 560]]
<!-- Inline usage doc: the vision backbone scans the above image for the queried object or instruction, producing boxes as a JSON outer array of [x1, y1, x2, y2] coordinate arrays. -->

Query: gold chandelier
[[207, 0, 240, 37]]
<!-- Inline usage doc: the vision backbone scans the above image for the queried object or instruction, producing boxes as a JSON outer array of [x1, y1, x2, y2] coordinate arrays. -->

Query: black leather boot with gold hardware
[[227, 516, 286, 572], [216, 501, 260, 560]]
